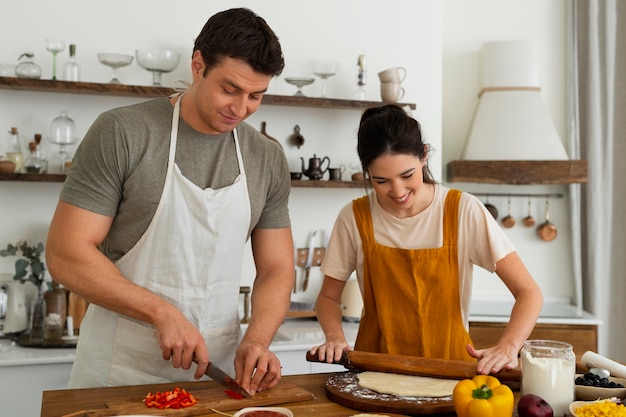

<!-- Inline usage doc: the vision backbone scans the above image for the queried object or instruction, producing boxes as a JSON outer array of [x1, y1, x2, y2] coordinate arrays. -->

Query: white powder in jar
[[521, 353, 575, 417]]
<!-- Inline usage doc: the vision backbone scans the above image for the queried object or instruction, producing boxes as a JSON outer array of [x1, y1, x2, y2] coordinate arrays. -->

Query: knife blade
[[302, 230, 317, 292], [305, 350, 521, 382], [203, 361, 252, 398]]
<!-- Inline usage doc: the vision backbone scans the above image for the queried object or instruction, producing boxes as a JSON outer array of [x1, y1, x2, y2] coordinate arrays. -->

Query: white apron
[[69, 94, 251, 387]]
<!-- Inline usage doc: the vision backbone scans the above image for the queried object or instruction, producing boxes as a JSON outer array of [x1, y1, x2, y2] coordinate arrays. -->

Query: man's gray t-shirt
[[60, 98, 291, 262]]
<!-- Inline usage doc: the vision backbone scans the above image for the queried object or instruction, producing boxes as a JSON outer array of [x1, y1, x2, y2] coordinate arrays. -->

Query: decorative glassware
[[135, 49, 181, 86], [6, 127, 24, 172], [97, 53, 133, 84], [24, 141, 44, 173], [48, 111, 78, 173], [15, 52, 42, 79], [45, 38, 66, 80], [285, 77, 315, 97], [30, 285, 47, 343], [62, 44, 81, 81], [310, 60, 340, 98]]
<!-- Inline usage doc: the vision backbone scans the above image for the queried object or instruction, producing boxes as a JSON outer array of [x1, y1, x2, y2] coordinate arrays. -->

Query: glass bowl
[[97, 53, 134, 68], [285, 77, 315, 96], [135, 49, 181, 86]]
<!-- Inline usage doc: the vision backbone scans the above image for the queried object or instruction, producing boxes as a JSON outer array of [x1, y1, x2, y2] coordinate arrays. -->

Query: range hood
[[448, 40, 586, 185], [461, 40, 569, 161]]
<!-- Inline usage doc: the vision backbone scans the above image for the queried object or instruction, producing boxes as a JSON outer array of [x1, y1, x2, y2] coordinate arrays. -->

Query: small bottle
[[6, 127, 24, 172], [24, 142, 44, 173], [63, 44, 81, 81], [33, 133, 48, 173], [355, 54, 367, 100]]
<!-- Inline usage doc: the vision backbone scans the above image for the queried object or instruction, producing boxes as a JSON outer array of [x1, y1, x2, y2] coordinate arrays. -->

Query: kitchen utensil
[[380, 82, 405, 103], [97, 53, 133, 84], [484, 196, 498, 219], [301, 154, 330, 180], [285, 77, 315, 96], [0, 279, 28, 335], [523, 195, 536, 227], [501, 195, 515, 228], [328, 167, 343, 181], [582, 351, 626, 379], [302, 230, 317, 292], [58, 380, 314, 417], [537, 198, 557, 241], [202, 360, 252, 398], [292, 237, 298, 293], [305, 350, 521, 382], [260, 121, 282, 148], [135, 49, 181, 86], [235, 406, 294, 417], [310, 60, 340, 97], [378, 66, 407, 83], [326, 371, 454, 415]]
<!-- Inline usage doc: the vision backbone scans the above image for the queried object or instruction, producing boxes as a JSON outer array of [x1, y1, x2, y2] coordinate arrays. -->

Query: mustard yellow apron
[[352, 189, 474, 361]]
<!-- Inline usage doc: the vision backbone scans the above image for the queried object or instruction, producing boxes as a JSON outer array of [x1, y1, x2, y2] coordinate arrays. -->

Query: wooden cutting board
[[62, 381, 313, 417], [325, 371, 455, 415]]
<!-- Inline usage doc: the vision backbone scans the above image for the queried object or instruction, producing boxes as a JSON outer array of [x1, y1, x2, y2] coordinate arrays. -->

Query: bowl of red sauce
[[234, 407, 293, 417]]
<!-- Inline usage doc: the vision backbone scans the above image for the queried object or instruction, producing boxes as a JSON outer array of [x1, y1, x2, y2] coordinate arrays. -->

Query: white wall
[[0, 0, 574, 309]]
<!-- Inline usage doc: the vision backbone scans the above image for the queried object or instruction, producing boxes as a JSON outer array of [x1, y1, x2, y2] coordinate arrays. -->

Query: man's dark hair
[[193, 8, 285, 77]]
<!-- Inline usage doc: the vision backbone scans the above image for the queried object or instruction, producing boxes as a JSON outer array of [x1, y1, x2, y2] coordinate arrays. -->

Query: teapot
[[301, 154, 330, 180]]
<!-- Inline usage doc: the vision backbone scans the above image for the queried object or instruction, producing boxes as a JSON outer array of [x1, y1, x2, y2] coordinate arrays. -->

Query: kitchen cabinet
[[0, 76, 416, 189], [469, 321, 597, 360]]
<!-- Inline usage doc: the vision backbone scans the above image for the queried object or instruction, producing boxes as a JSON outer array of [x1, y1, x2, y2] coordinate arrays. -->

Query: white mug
[[380, 82, 405, 103], [378, 66, 407, 83]]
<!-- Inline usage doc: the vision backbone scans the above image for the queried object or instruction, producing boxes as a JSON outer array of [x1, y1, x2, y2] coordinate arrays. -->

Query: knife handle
[[306, 350, 351, 367]]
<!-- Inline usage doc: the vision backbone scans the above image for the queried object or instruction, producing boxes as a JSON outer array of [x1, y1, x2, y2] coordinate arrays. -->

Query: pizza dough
[[357, 371, 459, 397]]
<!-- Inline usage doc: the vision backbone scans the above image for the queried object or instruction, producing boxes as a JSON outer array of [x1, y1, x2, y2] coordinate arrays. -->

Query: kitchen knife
[[302, 230, 317, 292], [305, 350, 521, 382], [202, 361, 252, 398]]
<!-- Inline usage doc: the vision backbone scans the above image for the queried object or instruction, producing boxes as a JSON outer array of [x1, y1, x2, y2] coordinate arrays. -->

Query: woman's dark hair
[[193, 8, 285, 77], [357, 104, 435, 184]]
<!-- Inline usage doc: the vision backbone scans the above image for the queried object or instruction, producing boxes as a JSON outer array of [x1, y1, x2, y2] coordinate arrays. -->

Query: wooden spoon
[[537, 199, 557, 241], [522, 196, 536, 227]]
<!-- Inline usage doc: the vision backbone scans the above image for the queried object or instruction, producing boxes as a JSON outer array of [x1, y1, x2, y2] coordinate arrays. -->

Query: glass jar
[[29, 286, 47, 343], [62, 44, 81, 82], [15, 52, 42, 79], [521, 340, 575, 416]]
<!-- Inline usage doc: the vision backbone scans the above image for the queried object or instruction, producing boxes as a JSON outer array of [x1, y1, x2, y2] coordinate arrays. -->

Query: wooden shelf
[[447, 160, 588, 185], [0, 172, 364, 188], [0, 76, 416, 110]]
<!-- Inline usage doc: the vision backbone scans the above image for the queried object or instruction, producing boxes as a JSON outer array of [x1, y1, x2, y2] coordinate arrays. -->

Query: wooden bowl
[[0, 159, 16, 173], [575, 374, 626, 400]]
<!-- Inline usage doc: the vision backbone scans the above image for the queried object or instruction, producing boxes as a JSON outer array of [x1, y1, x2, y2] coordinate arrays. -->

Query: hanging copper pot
[[522, 196, 536, 227], [537, 199, 557, 242], [484, 195, 498, 220], [501, 195, 515, 228]]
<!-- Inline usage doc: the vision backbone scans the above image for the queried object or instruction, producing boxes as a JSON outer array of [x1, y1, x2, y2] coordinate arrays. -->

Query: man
[[46, 8, 294, 395]]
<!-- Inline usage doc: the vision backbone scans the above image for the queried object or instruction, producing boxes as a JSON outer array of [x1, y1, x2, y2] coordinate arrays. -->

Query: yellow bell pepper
[[453, 375, 514, 417]]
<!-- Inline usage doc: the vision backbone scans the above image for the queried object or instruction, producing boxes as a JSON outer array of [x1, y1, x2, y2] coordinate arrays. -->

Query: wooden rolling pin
[[306, 350, 521, 382]]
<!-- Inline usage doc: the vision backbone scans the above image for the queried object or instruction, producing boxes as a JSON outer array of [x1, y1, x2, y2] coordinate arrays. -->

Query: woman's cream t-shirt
[[320, 185, 516, 327]]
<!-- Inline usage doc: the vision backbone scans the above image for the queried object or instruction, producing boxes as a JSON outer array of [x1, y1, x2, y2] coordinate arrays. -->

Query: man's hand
[[234, 339, 282, 395]]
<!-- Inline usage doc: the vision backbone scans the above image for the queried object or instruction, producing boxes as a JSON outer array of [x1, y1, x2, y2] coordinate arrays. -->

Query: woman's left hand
[[466, 343, 519, 375]]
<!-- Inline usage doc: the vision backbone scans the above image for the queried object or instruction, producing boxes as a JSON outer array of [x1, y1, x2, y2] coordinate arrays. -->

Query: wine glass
[[285, 77, 315, 97], [310, 60, 340, 98], [135, 49, 181, 86], [97, 53, 134, 84], [45, 38, 66, 80]]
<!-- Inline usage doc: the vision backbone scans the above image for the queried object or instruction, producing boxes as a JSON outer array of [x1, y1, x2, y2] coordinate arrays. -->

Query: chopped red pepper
[[143, 387, 198, 409], [224, 389, 244, 400]]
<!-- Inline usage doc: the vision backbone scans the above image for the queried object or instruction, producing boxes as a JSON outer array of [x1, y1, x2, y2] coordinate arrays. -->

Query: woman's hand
[[466, 343, 519, 375], [309, 338, 351, 363]]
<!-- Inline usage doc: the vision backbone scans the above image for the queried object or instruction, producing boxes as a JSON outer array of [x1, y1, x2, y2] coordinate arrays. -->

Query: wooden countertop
[[41, 372, 474, 417]]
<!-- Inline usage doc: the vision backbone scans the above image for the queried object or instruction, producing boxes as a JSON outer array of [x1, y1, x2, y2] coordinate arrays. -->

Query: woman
[[310, 104, 543, 375]]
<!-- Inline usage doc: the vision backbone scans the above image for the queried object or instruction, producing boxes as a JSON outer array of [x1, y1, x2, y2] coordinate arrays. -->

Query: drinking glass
[[310, 61, 340, 98], [45, 38, 66, 80]]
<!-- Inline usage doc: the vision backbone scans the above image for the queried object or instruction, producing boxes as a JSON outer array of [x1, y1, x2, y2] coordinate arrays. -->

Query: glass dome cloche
[[48, 111, 78, 172]]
